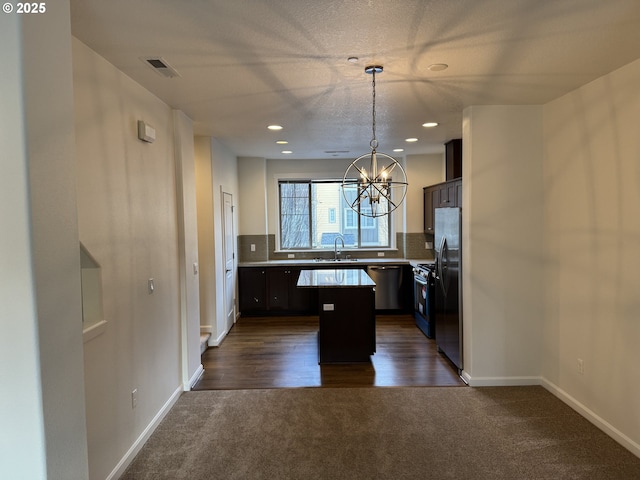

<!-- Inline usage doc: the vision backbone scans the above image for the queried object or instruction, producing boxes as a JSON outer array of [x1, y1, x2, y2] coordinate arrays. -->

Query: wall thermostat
[[137, 120, 156, 143]]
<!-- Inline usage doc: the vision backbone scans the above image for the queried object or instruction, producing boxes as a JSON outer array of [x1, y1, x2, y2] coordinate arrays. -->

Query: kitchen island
[[297, 269, 376, 364]]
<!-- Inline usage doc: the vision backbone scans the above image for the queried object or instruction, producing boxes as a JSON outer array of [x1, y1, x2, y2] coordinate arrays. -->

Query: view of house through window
[[279, 180, 390, 250]]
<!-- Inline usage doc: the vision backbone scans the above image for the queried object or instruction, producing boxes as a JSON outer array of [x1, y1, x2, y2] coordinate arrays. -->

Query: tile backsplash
[[237, 232, 434, 262]]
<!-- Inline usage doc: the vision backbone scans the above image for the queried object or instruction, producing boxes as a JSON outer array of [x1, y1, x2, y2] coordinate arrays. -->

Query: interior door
[[222, 191, 235, 332]]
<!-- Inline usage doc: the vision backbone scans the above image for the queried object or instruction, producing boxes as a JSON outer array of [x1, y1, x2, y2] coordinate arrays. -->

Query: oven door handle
[[414, 275, 428, 286]]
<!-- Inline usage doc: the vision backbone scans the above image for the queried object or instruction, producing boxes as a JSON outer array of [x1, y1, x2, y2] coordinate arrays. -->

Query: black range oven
[[413, 263, 435, 339]]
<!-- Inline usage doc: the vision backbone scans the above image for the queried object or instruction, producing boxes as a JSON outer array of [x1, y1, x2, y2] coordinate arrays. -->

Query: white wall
[[1, 15, 47, 480], [73, 38, 182, 479], [237, 157, 268, 235], [462, 105, 544, 384], [173, 111, 202, 389], [194, 137, 216, 339], [542, 58, 640, 453], [1, 4, 90, 479], [195, 137, 239, 344], [405, 153, 445, 233]]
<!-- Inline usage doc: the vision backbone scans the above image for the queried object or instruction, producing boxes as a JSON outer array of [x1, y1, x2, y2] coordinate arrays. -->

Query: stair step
[[200, 333, 211, 355]]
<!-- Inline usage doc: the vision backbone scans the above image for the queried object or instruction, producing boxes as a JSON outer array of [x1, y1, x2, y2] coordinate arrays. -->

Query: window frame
[[278, 178, 392, 251]]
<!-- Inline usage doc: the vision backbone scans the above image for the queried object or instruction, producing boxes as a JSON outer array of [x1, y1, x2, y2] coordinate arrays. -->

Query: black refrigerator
[[434, 207, 463, 372]]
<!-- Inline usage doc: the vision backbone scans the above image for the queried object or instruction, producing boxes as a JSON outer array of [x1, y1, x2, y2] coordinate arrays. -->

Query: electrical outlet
[[577, 358, 584, 375], [377, 252, 385, 257], [250, 244, 256, 252], [425, 241, 433, 249], [288, 253, 295, 258], [131, 389, 138, 409]]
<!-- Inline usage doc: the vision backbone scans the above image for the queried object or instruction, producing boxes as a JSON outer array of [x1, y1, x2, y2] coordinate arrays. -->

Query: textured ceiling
[[70, 0, 640, 159]]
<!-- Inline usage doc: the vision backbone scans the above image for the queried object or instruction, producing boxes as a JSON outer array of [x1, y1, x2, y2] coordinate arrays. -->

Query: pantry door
[[222, 191, 235, 332]]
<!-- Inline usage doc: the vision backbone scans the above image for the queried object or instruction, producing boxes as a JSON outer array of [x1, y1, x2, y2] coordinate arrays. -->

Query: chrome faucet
[[334, 235, 345, 261]]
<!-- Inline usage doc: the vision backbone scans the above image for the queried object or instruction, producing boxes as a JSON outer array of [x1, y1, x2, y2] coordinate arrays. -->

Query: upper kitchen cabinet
[[445, 139, 462, 180], [424, 179, 463, 233], [424, 140, 463, 233]]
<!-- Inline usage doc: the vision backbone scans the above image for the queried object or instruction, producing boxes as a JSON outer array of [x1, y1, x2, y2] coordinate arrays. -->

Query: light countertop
[[297, 269, 376, 288], [239, 258, 431, 268]]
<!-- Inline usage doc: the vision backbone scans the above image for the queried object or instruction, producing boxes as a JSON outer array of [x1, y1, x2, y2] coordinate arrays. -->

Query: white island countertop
[[297, 269, 375, 288]]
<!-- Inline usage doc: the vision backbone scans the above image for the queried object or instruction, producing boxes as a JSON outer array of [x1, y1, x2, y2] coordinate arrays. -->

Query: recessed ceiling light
[[428, 64, 448, 72], [405, 138, 418, 143], [276, 140, 288, 145], [268, 125, 283, 131], [282, 150, 293, 154], [422, 122, 439, 128], [347, 56, 359, 63], [393, 148, 405, 153]]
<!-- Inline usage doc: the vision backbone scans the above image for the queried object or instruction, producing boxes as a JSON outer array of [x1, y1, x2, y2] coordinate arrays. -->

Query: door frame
[[221, 188, 236, 332]]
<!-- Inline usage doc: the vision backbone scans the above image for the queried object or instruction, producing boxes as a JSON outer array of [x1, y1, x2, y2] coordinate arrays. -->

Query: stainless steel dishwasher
[[366, 265, 402, 310]]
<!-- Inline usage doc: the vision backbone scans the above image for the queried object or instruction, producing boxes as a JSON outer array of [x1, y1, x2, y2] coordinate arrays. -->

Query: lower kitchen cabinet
[[267, 267, 315, 314], [239, 266, 316, 316], [238, 267, 267, 315], [317, 286, 375, 363]]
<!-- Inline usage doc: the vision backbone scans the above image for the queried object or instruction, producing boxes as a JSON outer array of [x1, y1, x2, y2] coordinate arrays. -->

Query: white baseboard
[[200, 324, 227, 346], [209, 330, 227, 346], [541, 378, 640, 459], [106, 385, 183, 480], [462, 372, 640, 459], [463, 372, 543, 387], [186, 364, 204, 391]]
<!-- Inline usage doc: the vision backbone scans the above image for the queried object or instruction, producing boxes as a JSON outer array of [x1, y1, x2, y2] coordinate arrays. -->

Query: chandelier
[[342, 65, 408, 218]]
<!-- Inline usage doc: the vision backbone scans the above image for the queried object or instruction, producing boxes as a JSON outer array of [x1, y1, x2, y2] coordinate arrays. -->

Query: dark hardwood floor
[[193, 314, 465, 389]]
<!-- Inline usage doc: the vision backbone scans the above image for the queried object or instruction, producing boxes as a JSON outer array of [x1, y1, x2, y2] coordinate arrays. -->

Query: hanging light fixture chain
[[371, 67, 376, 147]]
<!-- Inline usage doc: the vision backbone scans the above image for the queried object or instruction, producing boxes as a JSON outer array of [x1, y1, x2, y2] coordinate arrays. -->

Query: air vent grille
[[140, 57, 181, 78]]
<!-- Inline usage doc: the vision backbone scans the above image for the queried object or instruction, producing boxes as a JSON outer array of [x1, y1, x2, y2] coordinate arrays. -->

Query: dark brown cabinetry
[[239, 264, 412, 316], [267, 267, 314, 314], [318, 287, 375, 363], [239, 266, 315, 316], [445, 139, 462, 180], [424, 138, 463, 233], [423, 178, 462, 233], [238, 267, 267, 314]]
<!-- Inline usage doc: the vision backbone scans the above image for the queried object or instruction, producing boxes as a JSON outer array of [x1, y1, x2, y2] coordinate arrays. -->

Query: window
[[279, 182, 311, 249], [279, 180, 391, 250]]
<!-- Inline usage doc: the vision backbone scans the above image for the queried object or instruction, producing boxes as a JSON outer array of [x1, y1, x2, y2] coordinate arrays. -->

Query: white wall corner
[[106, 386, 182, 480], [541, 378, 640, 460]]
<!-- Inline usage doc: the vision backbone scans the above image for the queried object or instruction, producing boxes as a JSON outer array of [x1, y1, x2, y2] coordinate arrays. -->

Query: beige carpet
[[120, 386, 640, 479]]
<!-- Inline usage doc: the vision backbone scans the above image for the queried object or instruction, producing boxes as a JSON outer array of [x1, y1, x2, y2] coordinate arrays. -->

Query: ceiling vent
[[141, 57, 181, 78]]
